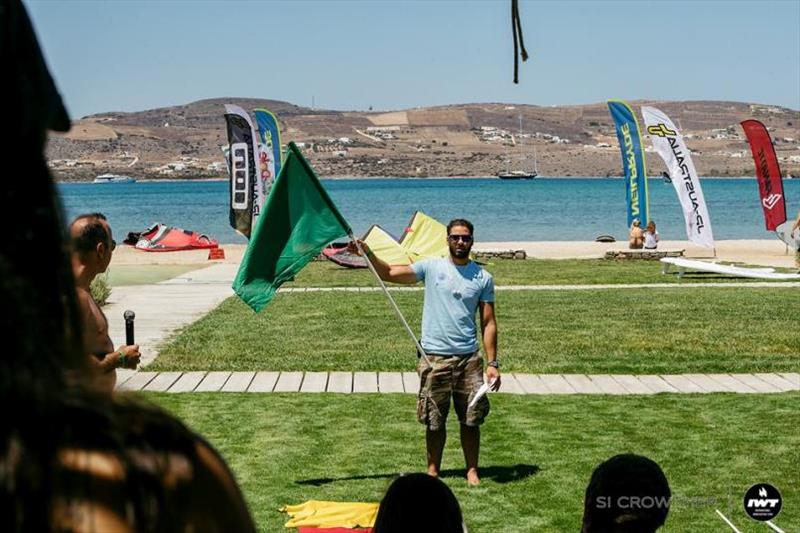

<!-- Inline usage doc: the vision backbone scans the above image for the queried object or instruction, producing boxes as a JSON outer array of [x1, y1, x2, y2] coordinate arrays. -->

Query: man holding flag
[[233, 144, 499, 486], [353, 219, 499, 486]]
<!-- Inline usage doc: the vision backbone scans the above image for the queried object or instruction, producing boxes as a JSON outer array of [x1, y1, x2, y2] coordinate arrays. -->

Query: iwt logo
[[743, 483, 782, 521]]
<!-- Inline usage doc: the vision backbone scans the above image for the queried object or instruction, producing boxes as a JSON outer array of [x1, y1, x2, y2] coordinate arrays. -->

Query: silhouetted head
[[373, 473, 465, 533], [581, 454, 671, 533], [1, 3, 207, 531], [1, 0, 86, 408]]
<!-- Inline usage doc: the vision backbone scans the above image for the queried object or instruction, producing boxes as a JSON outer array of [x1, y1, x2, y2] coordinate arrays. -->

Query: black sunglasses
[[448, 235, 473, 243]]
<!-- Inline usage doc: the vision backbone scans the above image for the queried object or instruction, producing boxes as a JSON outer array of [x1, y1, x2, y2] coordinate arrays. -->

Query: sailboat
[[498, 115, 538, 180]]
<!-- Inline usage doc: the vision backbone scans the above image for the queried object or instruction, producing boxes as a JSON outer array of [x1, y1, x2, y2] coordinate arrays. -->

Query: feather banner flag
[[642, 106, 714, 248], [608, 100, 649, 227]]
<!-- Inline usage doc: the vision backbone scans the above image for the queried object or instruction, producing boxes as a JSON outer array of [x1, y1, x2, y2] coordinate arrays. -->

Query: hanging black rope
[[511, 0, 529, 84]]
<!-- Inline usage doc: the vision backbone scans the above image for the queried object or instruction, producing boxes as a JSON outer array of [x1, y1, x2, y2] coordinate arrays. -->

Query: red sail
[[741, 119, 787, 231]]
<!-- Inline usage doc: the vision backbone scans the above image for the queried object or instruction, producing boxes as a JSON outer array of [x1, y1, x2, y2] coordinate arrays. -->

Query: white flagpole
[[766, 520, 786, 533], [350, 234, 432, 368], [715, 510, 741, 533]]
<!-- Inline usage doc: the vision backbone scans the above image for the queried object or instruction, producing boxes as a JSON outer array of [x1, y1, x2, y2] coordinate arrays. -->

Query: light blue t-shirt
[[410, 258, 495, 355]]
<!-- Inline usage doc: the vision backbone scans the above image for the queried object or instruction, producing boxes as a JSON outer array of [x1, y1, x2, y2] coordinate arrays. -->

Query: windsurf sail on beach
[[399, 211, 448, 262], [363, 225, 410, 265], [608, 100, 649, 227], [322, 242, 368, 268], [123, 223, 219, 252], [223, 104, 260, 238], [362, 211, 449, 266], [642, 106, 714, 248], [253, 108, 283, 209]]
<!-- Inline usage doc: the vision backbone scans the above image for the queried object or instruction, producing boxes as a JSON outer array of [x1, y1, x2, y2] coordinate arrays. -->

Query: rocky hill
[[46, 98, 800, 180]]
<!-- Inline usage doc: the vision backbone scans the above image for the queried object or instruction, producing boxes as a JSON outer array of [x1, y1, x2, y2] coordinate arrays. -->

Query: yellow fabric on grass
[[279, 500, 379, 528]]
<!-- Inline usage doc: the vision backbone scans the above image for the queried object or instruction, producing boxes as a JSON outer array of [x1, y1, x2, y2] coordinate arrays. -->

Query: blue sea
[[58, 178, 800, 244]]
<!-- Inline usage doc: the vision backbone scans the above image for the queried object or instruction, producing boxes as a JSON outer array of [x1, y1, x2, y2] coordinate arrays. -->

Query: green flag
[[233, 142, 351, 311]]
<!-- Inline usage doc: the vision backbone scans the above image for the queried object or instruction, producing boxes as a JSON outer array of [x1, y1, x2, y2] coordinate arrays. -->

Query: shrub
[[90, 273, 112, 306]]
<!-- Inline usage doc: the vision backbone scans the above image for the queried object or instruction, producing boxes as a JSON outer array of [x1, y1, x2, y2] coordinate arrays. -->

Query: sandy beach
[[110, 239, 799, 269]]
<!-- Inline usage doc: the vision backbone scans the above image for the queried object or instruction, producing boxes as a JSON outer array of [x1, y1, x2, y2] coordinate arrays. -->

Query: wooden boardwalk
[[117, 371, 800, 395]]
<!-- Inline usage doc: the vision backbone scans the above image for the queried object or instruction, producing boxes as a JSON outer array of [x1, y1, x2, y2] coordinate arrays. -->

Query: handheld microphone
[[124, 310, 135, 345]]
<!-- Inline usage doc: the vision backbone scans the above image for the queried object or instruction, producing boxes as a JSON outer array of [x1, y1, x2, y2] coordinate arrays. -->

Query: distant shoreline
[[110, 239, 799, 270]]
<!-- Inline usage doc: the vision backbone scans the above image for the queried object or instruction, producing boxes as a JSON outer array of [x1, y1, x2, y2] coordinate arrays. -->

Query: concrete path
[[117, 371, 800, 395], [108, 263, 237, 382]]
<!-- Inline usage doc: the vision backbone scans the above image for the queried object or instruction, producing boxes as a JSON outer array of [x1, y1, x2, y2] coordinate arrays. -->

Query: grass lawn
[[147, 392, 800, 533], [106, 264, 205, 286], [286, 258, 799, 287], [151, 287, 800, 373]]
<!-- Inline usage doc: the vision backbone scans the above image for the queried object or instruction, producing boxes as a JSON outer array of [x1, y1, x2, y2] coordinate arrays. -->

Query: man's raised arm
[[349, 240, 418, 284]]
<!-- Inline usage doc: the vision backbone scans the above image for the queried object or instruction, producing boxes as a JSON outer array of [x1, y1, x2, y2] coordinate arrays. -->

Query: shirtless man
[[70, 213, 140, 393]]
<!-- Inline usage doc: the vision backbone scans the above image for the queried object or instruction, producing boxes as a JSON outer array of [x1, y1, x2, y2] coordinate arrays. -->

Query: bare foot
[[466, 468, 480, 486], [427, 466, 439, 477]]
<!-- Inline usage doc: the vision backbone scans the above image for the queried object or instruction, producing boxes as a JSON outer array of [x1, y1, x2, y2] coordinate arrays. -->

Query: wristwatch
[[488, 360, 500, 369]]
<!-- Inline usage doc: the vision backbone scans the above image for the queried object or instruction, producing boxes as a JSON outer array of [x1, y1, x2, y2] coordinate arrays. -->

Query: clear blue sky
[[25, 0, 800, 119]]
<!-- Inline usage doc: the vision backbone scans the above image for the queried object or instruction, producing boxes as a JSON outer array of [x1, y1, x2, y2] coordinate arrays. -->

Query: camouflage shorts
[[416, 352, 490, 431]]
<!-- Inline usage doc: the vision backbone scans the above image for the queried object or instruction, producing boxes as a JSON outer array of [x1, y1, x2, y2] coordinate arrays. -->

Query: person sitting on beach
[[0, 2, 258, 529], [70, 212, 141, 393], [643, 221, 660, 250], [373, 473, 466, 533], [628, 219, 644, 249], [581, 454, 671, 533]]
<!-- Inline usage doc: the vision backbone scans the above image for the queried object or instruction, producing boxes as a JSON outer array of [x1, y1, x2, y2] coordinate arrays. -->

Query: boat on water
[[498, 115, 537, 180], [93, 173, 136, 184], [498, 170, 537, 180]]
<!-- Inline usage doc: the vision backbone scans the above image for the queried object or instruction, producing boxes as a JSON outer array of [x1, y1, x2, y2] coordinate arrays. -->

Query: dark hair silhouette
[[0, 1, 255, 530], [1, 0, 86, 413], [581, 454, 671, 533], [373, 473, 464, 533]]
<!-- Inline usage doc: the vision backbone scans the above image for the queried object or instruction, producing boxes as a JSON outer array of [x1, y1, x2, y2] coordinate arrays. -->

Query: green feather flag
[[233, 142, 351, 312]]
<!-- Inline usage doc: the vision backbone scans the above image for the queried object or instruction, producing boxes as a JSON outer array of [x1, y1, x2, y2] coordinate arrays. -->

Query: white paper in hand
[[468, 379, 497, 409]]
